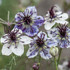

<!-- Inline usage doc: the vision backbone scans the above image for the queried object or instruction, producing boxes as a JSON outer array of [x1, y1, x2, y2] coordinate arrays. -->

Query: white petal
[[55, 20, 68, 24], [1, 34, 9, 43], [44, 21, 55, 30], [63, 61, 68, 66], [58, 65, 64, 70], [58, 13, 68, 20], [55, 11, 62, 15], [1, 37, 6, 43], [1, 44, 12, 56], [46, 11, 50, 17], [38, 31, 47, 40], [12, 43, 24, 56], [40, 51, 52, 59], [20, 36, 32, 44], [26, 49, 38, 58]]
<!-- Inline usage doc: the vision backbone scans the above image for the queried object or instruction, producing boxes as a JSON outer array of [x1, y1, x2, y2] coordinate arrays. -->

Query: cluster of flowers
[[0, 5, 69, 60]]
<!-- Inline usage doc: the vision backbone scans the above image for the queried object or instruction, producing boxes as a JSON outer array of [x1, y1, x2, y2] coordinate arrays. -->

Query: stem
[[39, 55, 41, 70], [54, 57, 58, 70], [57, 48, 62, 65], [7, 11, 10, 23], [39, 55, 41, 63]]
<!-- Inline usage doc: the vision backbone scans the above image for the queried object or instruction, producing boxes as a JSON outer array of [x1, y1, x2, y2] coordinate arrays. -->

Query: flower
[[26, 31, 57, 59], [15, 6, 44, 37], [50, 46, 58, 57], [48, 24, 70, 48], [44, 5, 68, 30], [1, 28, 32, 56], [58, 60, 70, 70]]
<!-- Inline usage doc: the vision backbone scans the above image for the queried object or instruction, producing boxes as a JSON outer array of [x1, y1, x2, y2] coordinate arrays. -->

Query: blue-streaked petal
[[15, 24, 23, 29], [15, 12, 24, 22], [40, 49, 52, 59], [24, 6, 37, 17], [23, 25, 39, 37], [34, 16, 45, 27], [26, 49, 38, 58], [59, 40, 70, 48], [47, 28, 58, 39], [46, 39, 57, 47]]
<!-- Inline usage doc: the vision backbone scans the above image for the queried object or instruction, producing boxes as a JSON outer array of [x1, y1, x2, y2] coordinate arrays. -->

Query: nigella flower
[[1, 28, 32, 56], [44, 5, 68, 30], [48, 24, 70, 48], [58, 60, 70, 70], [15, 6, 44, 37], [26, 31, 57, 59]]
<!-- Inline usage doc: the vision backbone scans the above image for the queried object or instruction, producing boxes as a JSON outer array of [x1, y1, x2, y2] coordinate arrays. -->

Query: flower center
[[49, 6, 56, 19], [23, 16, 32, 25], [58, 25, 67, 37], [9, 32, 16, 41], [36, 38, 44, 47]]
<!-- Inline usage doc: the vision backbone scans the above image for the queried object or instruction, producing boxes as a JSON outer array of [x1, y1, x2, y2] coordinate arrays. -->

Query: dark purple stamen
[[9, 32, 16, 41], [36, 37, 44, 47], [49, 6, 56, 19], [23, 16, 32, 25], [58, 25, 67, 37]]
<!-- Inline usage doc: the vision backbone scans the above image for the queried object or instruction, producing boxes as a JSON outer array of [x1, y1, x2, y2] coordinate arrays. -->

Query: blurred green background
[[0, 0, 70, 70]]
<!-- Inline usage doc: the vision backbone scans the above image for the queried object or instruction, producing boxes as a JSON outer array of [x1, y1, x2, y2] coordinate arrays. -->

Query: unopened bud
[[32, 63, 40, 70], [50, 46, 58, 57]]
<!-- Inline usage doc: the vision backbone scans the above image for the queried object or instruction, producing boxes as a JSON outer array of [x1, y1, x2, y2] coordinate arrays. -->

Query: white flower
[[1, 28, 32, 56], [58, 60, 70, 70], [44, 5, 68, 30]]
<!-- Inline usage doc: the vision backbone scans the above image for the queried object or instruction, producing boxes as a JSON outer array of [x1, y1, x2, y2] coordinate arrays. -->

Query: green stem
[[39, 55, 41, 63], [57, 48, 62, 65], [8, 55, 16, 70], [54, 57, 58, 70], [39, 55, 41, 70]]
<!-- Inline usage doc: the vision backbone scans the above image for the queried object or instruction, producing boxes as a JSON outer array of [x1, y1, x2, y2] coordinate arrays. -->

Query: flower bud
[[32, 63, 40, 70], [50, 46, 58, 57]]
